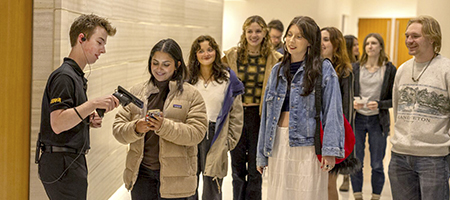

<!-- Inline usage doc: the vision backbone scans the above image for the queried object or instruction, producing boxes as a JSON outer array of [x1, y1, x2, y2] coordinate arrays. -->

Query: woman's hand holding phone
[[135, 109, 164, 133], [145, 109, 164, 131]]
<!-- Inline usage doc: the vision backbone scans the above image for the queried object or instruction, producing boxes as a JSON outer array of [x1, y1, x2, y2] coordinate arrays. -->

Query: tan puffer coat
[[113, 81, 207, 198]]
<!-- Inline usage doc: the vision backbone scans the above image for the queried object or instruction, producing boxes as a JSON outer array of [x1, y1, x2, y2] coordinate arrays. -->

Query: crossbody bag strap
[[314, 60, 323, 156]]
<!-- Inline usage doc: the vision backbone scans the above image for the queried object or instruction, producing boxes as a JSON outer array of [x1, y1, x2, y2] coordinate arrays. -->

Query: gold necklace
[[247, 49, 260, 55], [200, 73, 213, 88], [412, 54, 436, 82]]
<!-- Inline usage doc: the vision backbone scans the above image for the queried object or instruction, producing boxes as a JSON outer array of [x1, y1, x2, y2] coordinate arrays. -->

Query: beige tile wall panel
[[33, 10, 54, 80], [31, 81, 46, 120], [54, 10, 76, 69], [30, 0, 224, 199], [34, 0, 55, 9], [111, 0, 161, 23], [30, 6, 54, 200], [122, 61, 151, 89]]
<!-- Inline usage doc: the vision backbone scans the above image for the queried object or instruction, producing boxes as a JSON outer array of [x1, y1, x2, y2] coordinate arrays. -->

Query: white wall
[[417, 0, 450, 58], [347, 0, 418, 36], [222, 0, 409, 58], [223, 0, 416, 51], [223, 0, 450, 59], [316, 0, 352, 31], [222, 0, 337, 52]]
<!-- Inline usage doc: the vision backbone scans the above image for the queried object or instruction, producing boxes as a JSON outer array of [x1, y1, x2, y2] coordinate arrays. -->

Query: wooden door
[[358, 18, 392, 59], [394, 18, 413, 67], [0, 0, 32, 199]]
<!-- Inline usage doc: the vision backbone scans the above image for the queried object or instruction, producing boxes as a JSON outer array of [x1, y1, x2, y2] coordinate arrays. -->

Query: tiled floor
[[109, 137, 393, 200]]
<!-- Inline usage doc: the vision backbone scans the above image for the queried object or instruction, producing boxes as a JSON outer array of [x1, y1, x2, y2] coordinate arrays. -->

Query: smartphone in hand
[[146, 109, 161, 121]]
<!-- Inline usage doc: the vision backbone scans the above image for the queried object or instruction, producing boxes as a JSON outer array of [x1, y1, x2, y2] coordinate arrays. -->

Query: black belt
[[42, 145, 89, 154]]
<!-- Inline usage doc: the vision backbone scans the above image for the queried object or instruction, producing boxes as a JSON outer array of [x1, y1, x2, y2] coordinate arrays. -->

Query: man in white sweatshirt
[[389, 15, 450, 200]]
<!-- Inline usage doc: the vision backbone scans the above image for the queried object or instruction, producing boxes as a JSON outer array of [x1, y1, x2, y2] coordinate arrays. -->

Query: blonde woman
[[222, 15, 282, 200]]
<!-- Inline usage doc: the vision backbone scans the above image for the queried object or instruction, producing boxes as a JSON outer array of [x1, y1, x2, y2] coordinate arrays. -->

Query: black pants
[[230, 106, 261, 200], [191, 122, 223, 200], [132, 165, 191, 200], [38, 152, 88, 200]]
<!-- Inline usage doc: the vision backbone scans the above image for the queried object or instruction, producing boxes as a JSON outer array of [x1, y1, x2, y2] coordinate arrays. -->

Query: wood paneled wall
[[30, 0, 224, 199], [0, 0, 33, 199], [394, 18, 413, 67], [358, 18, 392, 57], [358, 18, 412, 68]]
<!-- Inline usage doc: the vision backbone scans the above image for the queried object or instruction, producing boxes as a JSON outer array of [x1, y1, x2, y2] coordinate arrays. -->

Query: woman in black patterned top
[[222, 15, 282, 200]]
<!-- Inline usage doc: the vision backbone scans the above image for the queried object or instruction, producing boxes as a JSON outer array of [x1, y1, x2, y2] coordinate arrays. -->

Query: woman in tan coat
[[113, 38, 207, 200]]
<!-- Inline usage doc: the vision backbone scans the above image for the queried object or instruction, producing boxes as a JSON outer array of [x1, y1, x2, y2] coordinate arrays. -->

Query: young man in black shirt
[[37, 14, 119, 200]]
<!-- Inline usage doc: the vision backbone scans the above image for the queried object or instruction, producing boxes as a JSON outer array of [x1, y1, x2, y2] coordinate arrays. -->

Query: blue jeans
[[388, 152, 449, 200], [350, 113, 387, 194]]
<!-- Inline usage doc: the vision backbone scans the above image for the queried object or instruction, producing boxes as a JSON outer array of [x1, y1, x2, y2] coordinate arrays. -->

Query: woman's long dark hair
[[148, 38, 188, 93], [188, 35, 228, 85], [344, 35, 359, 63], [278, 16, 322, 96]]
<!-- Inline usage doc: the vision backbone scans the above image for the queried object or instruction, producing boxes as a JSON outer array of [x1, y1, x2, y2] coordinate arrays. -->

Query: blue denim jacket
[[256, 60, 345, 167]]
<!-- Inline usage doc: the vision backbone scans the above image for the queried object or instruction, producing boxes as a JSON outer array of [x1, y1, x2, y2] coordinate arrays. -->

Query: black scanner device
[[96, 86, 144, 118]]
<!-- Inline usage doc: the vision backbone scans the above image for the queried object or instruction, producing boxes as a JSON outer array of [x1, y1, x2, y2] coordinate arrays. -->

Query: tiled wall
[[30, 0, 224, 199]]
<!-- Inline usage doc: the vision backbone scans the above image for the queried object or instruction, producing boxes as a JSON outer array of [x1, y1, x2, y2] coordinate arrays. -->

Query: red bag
[[314, 59, 356, 164], [315, 115, 355, 164]]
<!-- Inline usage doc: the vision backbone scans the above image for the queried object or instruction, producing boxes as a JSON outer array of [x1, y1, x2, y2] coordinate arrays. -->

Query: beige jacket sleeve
[[227, 95, 244, 151], [156, 89, 207, 146], [113, 104, 144, 145], [222, 47, 238, 74]]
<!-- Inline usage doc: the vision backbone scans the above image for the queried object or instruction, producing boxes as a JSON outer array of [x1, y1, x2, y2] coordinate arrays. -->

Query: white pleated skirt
[[266, 126, 329, 200]]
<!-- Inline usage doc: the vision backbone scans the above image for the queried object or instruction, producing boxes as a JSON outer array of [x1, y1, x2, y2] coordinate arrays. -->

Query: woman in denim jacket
[[256, 16, 345, 199]]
